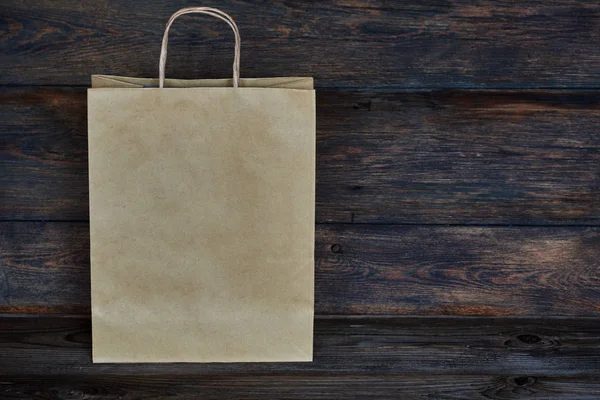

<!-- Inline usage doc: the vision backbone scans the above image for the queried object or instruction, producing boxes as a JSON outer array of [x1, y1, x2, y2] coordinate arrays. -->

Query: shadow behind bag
[[87, 7, 315, 363]]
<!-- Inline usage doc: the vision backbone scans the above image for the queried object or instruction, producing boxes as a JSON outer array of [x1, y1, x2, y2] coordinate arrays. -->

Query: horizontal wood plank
[[3, 375, 600, 400], [0, 87, 88, 221], [2, 222, 599, 316], [319, 90, 600, 224], [1, 315, 600, 377], [317, 224, 600, 315], [5, 1, 600, 395], [4, 1, 600, 88], [2, 87, 600, 224]]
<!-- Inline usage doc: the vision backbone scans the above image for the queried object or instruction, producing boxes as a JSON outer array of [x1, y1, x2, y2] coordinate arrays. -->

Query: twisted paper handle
[[159, 7, 241, 88]]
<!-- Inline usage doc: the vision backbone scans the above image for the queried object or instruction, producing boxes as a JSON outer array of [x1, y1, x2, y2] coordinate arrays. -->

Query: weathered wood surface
[[2, 222, 599, 316], [3, 1, 600, 397], [2, 315, 600, 376], [2, 87, 599, 224], [0, 88, 88, 221], [4, 1, 600, 88], [3, 375, 600, 400]]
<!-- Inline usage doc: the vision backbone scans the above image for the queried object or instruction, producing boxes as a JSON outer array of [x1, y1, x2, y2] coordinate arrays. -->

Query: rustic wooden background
[[2, 1, 600, 398]]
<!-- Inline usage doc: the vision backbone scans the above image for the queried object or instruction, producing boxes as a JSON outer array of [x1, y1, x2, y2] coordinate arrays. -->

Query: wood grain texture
[[0, 222, 90, 314], [0, 87, 88, 221], [2, 87, 600, 224], [4, 1, 600, 396], [3, 375, 600, 400], [3, 1, 600, 88], [2, 315, 600, 376], [317, 224, 600, 316], [2, 222, 599, 316], [318, 90, 600, 224]]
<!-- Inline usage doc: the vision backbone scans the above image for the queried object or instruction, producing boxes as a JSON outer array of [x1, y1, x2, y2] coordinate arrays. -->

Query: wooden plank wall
[[2, 1, 600, 398]]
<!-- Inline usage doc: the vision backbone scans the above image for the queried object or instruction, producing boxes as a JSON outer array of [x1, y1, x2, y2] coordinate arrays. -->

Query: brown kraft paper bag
[[87, 7, 315, 363]]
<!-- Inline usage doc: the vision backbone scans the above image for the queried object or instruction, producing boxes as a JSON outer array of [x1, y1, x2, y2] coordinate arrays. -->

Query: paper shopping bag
[[88, 7, 315, 363]]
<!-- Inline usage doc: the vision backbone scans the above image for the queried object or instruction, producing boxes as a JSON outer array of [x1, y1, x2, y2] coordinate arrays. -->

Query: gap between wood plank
[[6, 84, 600, 91], [2, 314, 600, 376], [2, 220, 600, 229]]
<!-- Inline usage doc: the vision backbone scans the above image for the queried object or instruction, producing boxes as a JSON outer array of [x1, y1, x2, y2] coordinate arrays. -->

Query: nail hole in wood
[[517, 334, 541, 344], [331, 244, 342, 253], [510, 376, 536, 387], [353, 101, 371, 110]]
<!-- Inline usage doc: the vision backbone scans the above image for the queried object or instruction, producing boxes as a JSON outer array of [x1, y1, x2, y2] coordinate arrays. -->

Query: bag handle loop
[[159, 7, 241, 88]]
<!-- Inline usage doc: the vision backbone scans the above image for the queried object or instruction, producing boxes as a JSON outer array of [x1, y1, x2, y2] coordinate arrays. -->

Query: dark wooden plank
[[318, 90, 600, 224], [2, 315, 600, 376], [4, 1, 600, 88], [0, 222, 89, 314], [317, 224, 600, 316], [0, 87, 88, 221], [3, 87, 600, 224], [3, 375, 600, 400], [2, 222, 599, 316]]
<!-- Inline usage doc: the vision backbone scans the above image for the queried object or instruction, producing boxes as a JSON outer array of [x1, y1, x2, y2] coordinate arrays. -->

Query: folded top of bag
[[91, 75, 314, 90]]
